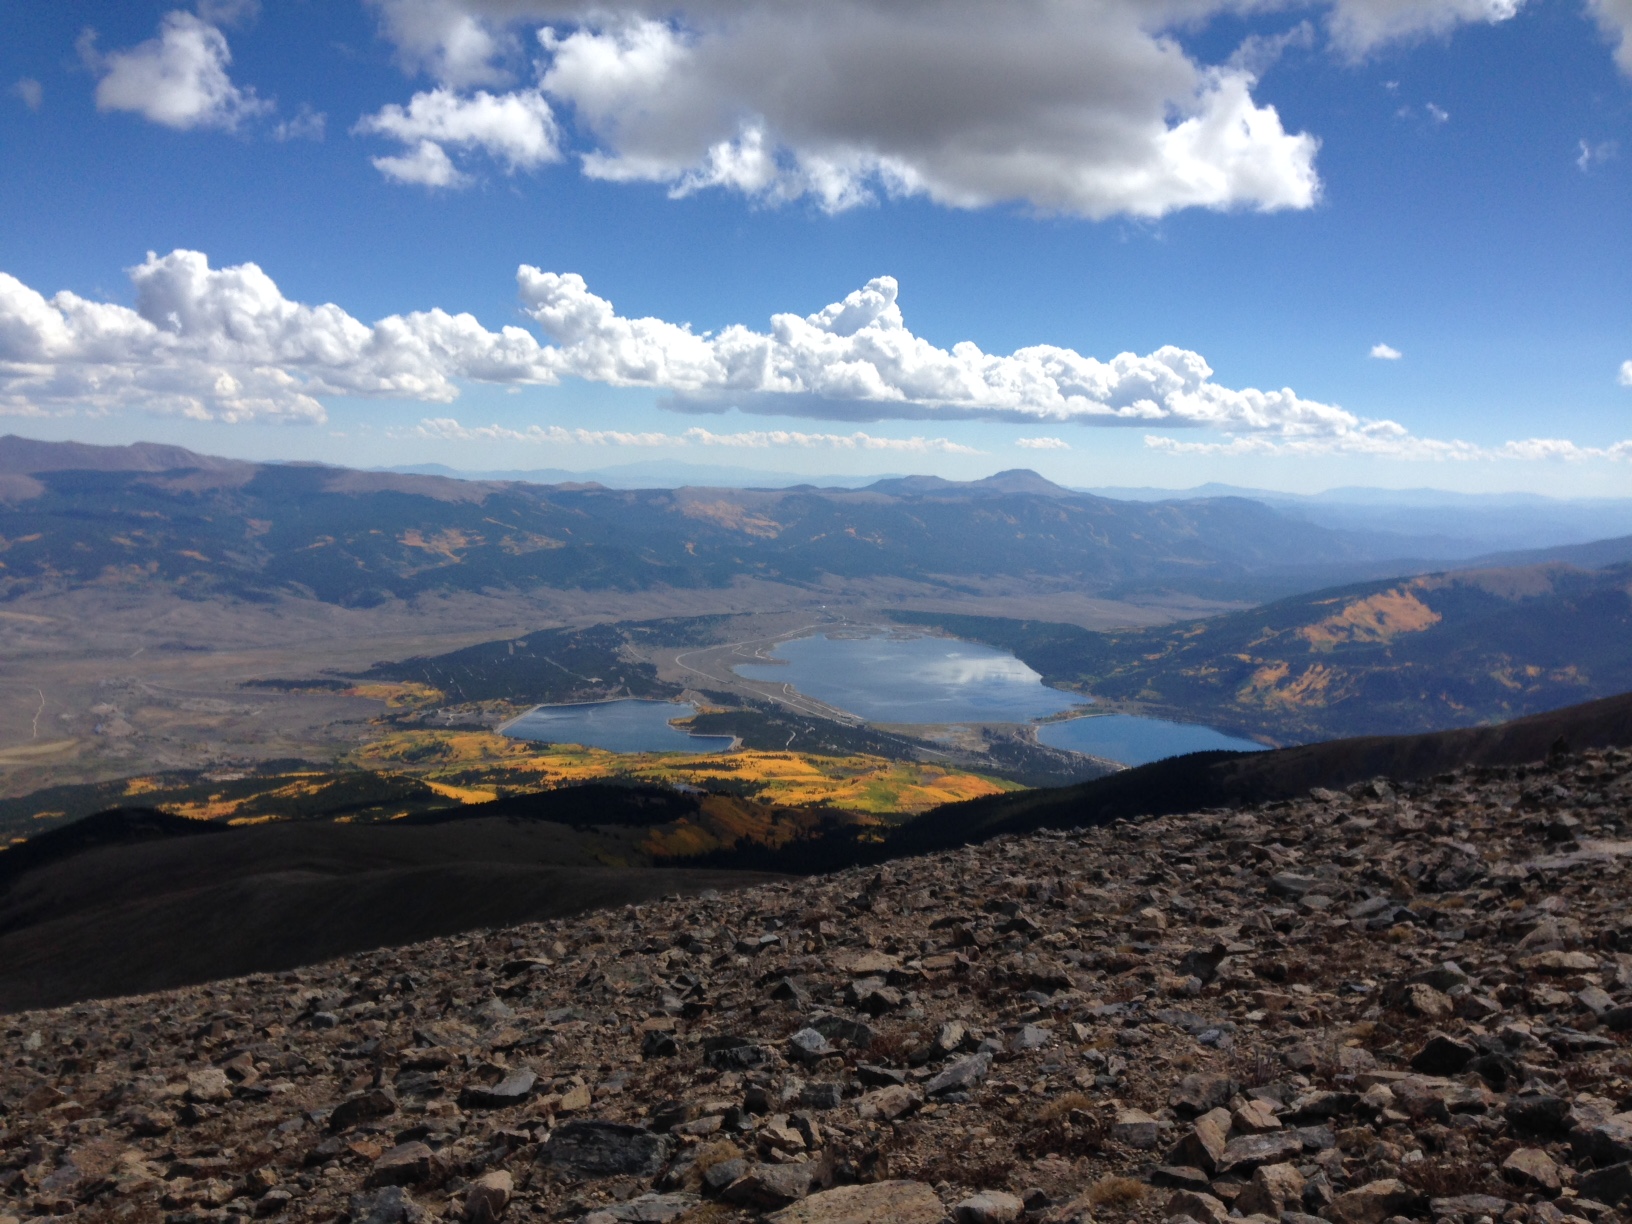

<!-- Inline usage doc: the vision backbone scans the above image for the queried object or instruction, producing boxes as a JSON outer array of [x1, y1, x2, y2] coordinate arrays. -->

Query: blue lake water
[[503, 700, 733, 754], [733, 632, 1086, 724], [1038, 714, 1264, 766], [733, 630, 1264, 766]]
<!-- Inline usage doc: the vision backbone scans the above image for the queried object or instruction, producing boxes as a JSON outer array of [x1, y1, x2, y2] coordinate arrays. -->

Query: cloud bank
[[1, 249, 1627, 464], [355, 0, 1324, 218], [412, 417, 982, 452], [350, 0, 1632, 216]]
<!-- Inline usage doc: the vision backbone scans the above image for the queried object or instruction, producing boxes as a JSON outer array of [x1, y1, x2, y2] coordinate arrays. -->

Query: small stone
[[845, 951, 901, 976], [541, 1121, 674, 1179], [1235, 1162, 1305, 1217], [1170, 1073, 1238, 1117], [800, 1081, 843, 1111], [1577, 1161, 1632, 1206], [461, 1068, 537, 1109], [1113, 1107, 1161, 1150], [1576, 1115, 1632, 1165], [1215, 1131, 1305, 1175], [1164, 1189, 1228, 1224], [1232, 1099, 1281, 1134], [1501, 1147, 1561, 1192], [330, 1087, 398, 1131], [1409, 1033, 1478, 1075], [1427, 1194, 1514, 1219], [466, 1170, 515, 1223], [366, 1142, 442, 1189], [1011, 1024, 1051, 1051], [925, 1052, 992, 1096], [856, 1084, 920, 1121], [642, 1030, 679, 1059], [934, 1021, 967, 1055], [1167, 1107, 1230, 1172], [1521, 950, 1598, 974], [703, 1158, 750, 1191], [186, 1068, 232, 1103], [1326, 1178, 1425, 1224], [1151, 1166, 1212, 1191], [351, 1185, 428, 1224], [1400, 983, 1453, 1020], [953, 1189, 1024, 1223], [723, 1162, 815, 1209], [1505, 1091, 1571, 1136], [787, 1028, 836, 1064], [766, 1180, 946, 1224], [579, 1193, 700, 1222]]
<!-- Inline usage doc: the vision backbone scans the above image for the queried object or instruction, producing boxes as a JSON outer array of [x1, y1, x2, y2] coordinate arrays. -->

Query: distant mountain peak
[[865, 468, 1074, 498], [0, 435, 247, 475]]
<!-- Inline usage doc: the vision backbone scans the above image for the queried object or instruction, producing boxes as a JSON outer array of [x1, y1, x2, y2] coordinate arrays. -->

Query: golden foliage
[[1297, 587, 1441, 649], [352, 730, 1017, 815]]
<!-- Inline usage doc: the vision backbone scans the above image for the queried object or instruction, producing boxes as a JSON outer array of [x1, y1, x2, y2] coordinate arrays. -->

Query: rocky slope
[[4, 748, 1632, 1224]]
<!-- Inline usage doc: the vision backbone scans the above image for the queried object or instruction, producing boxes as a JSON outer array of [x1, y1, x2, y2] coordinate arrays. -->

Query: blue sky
[[1, 0, 1629, 493]]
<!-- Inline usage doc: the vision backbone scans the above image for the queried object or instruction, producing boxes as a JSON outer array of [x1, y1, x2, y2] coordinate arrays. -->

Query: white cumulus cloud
[[1370, 342, 1402, 359], [409, 417, 981, 452], [1589, 0, 1632, 74], [1145, 434, 1632, 461], [272, 104, 326, 142], [354, 87, 560, 186], [1325, 0, 1523, 55], [1016, 436, 1071, 449], [12, 78, 42, 111], [369, 0, 520, 87], [1620, 359, 1632, 387], [0, 250, 557, 423], [516, 270, 1376, 441], [85, 10, 271, 131]]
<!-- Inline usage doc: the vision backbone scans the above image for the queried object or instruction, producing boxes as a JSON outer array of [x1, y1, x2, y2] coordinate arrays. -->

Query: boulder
[[365, 1143, 442, 1190], [578, 1193, 700, 1223], [540, 1121, 674, 1179], [1501, 1147, 1561, 1192], [1235, 1162, 1305, 1217], [1409, 1033, 1477, 1075], [466, 1171, 514, 1224], [1216, 1131, 1305, 1175], [925, 1052, 992, 1096], [766, 1180, 946, 1224], [1166, 1107, 1230, 1172], [953, 1189, 1024, 1224], [1327, 1178, 1425, 1224], [1578, 1161, 1632, 1206], [1112, 1107, 1161, 1150], [460, 1068, 536, 1109], [1164, 1189, 1228, 1224], [723, 1163, 815, 1209], [1170, 1073, 1238, 1117]]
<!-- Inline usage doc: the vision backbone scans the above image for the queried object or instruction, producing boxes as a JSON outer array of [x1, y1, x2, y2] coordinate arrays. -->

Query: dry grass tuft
[[1037, 1091, 1095, 1123], [691, 1139, 743, 1174], [1086, 1175, 1149, 1209]]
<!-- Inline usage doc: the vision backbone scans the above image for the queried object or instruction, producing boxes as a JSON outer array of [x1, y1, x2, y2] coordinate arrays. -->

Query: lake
[[1037, 714, 1264, 766], [733, 631, 1085, 723], [503, 700, 733, 754], [734, 630, 1265, 766]]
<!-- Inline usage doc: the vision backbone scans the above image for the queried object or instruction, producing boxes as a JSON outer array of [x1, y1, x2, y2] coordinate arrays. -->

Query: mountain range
[[903, 558, 1632, 741]]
